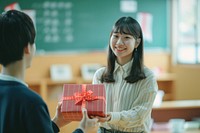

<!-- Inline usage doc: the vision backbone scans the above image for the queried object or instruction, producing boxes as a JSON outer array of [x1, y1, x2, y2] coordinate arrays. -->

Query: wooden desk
[[152, 100, 200, 122]]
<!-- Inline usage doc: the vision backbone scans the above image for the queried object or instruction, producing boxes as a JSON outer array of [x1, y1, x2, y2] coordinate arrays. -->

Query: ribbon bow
[[74, 85, 98, 105], [63, 84, 101, 108]]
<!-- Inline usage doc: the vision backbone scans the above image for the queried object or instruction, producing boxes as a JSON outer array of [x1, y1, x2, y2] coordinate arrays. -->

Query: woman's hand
[[91, 114, 111, 123]]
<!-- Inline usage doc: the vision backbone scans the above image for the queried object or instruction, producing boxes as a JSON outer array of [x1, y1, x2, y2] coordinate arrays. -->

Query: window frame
[[172, 0, 200, 65]]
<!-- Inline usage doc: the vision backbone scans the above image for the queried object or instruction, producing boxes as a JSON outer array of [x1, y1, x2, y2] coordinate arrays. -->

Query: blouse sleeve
[[109, 73, 158, 128], [92, 67, 104, 84]]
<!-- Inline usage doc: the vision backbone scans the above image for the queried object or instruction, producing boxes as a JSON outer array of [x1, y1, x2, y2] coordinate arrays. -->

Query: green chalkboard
[[0, 0, 169, 52]]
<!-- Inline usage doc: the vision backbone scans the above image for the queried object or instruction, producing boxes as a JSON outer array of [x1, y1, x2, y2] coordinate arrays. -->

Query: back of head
[[0, 10, 36, 66]]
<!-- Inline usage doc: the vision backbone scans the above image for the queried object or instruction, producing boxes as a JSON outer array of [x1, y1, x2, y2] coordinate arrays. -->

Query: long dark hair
[[101, 16, 146, 83]]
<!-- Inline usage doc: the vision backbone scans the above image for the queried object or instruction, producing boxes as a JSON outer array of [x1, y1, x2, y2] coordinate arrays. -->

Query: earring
[[135, 48, 137, 51]]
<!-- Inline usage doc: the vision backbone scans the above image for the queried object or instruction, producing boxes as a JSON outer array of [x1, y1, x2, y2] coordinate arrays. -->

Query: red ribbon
[[63, 84, 105, 108]]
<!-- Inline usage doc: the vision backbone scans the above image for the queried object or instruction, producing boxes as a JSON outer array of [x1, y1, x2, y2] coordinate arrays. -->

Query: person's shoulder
[[143, 66, 156, 78], [23, 87, 45, 104], [11, 82, 45, 105], [93, 67, 106, 82], [141, 67, 158, 91], [94, 67, 106, 76]]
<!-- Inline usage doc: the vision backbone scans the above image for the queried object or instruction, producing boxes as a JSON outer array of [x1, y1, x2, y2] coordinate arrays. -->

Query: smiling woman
[[93, 16, 158, 133], [110, 32, 139, 65]]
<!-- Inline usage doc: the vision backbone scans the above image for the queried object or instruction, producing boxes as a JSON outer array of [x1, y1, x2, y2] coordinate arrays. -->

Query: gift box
[[61, 84, 106, 121]]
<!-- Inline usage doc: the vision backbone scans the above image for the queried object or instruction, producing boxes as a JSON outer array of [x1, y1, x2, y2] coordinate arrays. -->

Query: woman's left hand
[[91, 114, 111, 123]]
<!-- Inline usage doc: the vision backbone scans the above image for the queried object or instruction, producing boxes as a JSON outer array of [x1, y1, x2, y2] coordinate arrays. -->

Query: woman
[[93, 16, 158, 133]]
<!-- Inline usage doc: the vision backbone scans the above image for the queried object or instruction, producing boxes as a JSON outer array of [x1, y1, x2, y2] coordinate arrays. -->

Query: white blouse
[[93, 60, 158, 133]]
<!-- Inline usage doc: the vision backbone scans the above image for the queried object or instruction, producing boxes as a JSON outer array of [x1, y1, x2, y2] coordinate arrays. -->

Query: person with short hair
[[0, 10, 97, 133]]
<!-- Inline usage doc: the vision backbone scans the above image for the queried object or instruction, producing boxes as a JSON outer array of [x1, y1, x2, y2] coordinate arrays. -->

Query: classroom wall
[[25, 52, 171, 80], [25, 52, 107, 80], [172, 65, 200, 100], [1, 52, 200, 101], [21, 52, 200, 101]]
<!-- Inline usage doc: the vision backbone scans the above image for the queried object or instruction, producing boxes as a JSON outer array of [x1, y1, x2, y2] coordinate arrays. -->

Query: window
[[172, 0, 200, 64]]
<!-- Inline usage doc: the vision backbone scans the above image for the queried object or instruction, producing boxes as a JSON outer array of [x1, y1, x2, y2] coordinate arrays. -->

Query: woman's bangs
[[113, 23, 132, 35]]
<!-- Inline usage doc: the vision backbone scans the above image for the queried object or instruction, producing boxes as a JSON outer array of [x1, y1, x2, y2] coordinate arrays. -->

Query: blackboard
[[0, 0, 169, 53]]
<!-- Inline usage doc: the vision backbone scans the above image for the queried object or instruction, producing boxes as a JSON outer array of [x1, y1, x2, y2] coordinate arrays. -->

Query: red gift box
[[61, 84, 106, 121]]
